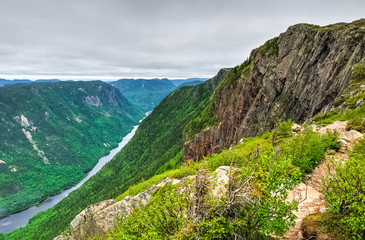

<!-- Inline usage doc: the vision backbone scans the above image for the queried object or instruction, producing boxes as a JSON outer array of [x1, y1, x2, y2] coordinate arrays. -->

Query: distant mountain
[[109, 78, 176, 111], [0, 79, 30, 86], [170, 78, 208, 86], [0, 79, 60, 87], [0, 81, 143, 218], [109, 78, 209, 111], [176, 80, 203, 88], [34, 79, 61, 82]]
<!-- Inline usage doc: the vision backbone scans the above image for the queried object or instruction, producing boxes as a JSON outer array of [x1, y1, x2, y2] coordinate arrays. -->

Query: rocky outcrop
[[184, 19, 365, 161], [84, 96, 102, 106], [54, 177, 182, 240], [54, 167, 234, 240]]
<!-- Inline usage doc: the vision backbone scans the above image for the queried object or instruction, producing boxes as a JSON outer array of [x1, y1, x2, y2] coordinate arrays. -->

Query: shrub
[[276, 119, 293, 139], [281, 130, 338, 174], [322, 138, 365, 239], [181, 150, 300, 239], [110, 183, 193, 240], [301, 213, 335, 239], [321, 131, 341, 151]]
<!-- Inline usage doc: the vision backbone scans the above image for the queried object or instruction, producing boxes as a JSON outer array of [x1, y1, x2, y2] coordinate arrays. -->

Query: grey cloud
[[0, 0, 364, 79]]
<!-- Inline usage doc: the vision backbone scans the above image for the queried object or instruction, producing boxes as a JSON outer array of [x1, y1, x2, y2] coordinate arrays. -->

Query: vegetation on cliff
[[92, 121, 339, 239], [313, 61, 365, 132]]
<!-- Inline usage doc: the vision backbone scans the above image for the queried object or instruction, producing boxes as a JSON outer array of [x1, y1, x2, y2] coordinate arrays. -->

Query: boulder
[[291, 123, 303, 132]]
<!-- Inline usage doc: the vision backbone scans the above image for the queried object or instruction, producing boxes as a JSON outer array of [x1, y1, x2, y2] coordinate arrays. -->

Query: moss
[[344, 91, 365, 108], [313, 105, 365, 132], [258, 37, 279, 56]]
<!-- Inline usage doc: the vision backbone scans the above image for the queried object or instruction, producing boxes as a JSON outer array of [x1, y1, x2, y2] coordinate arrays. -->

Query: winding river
[[0, 120, 142, 234]]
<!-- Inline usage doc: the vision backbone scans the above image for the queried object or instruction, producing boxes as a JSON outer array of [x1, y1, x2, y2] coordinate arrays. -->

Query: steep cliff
[[184, 19, 365, 161]]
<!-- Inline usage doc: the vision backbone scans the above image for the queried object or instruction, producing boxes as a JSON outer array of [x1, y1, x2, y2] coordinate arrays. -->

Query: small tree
[[322, 138, 365, 239], [180, 149, 301, 239]]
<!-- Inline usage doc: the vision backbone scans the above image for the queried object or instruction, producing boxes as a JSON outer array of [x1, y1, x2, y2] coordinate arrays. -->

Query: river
[[0, 121, 142, 234]]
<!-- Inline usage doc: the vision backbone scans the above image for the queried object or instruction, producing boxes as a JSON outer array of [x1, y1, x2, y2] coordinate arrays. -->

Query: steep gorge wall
[[184, 19, 365, 161]]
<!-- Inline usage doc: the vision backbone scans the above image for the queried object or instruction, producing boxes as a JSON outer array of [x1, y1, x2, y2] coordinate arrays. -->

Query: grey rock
[[54, 177, 181, 240], [84, 96, 102, 106], [291, 123, 303, 132], [184, 20, 365, 161]]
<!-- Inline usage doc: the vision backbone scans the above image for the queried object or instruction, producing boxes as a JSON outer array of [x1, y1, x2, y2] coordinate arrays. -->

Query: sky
[[0, 0, 364, 80]]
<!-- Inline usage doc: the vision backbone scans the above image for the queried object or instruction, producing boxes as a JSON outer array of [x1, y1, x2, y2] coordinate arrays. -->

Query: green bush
[[108, 183, 192, 240], [184, 149, 300, 239], [321, 131, 341, 151], [193, 217, 235, 239], [322, 138, 365, 239], [276, 119, 293, 139], [281, 130, 339, 174], [301, 213, 333, 239]]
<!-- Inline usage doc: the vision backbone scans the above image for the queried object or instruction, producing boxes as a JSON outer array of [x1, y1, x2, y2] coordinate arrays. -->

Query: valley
[[0, 122, 139, 233], [0, 81, 144, 220], [1, 18, 365, 240]]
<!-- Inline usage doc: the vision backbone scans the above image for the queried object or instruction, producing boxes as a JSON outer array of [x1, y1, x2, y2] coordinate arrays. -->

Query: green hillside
[[1, 70, 226, 240], [0, 81, 143, 218]]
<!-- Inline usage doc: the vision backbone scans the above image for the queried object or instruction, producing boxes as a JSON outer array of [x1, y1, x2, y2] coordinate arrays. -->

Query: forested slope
[[0, 81, 143, 218], [1, 69, 227, 240]]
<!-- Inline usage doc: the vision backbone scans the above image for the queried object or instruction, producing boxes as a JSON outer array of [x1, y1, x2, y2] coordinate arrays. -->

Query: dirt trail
[[284, 121, 363, 239]]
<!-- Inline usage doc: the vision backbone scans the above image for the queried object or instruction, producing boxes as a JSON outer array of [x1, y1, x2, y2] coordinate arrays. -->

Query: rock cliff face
[[184, 19, 365, 161]]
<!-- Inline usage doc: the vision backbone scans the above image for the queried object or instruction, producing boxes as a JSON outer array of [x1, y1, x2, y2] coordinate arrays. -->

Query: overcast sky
[[0, 0, 364, 80]]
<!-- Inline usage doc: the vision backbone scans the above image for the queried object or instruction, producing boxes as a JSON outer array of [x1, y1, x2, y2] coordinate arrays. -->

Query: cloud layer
[[0, 0, 364, 79]]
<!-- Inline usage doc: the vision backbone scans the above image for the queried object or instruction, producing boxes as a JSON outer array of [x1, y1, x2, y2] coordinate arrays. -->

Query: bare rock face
[[211, 166, 231, 197], [84, 96, 102, 106], [184, 19, 365, 161]]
